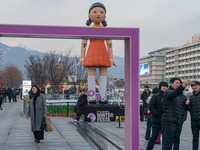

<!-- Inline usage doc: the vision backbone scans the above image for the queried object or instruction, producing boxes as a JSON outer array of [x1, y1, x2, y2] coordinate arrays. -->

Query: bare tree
[[71, 56, 87, 80], [43, 51, 72, 92], [24, 55, 48, 87], [2, 65, 23, 88]]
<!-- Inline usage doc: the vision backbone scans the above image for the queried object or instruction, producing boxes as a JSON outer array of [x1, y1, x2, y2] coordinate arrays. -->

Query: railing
[[45, 94, 79, 100]]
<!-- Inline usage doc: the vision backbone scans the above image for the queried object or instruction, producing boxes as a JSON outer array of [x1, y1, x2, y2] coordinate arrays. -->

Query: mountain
[[0, 42, 124, 79], [0, 42, 45, 77]]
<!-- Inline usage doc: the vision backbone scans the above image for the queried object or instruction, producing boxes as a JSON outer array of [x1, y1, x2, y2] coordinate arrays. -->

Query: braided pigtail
[[102, 20, 107, 27], [86, 18, 92, 26]]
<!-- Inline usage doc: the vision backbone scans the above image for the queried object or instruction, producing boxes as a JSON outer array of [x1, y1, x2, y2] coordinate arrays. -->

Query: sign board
[[22, 80, 32, 96]]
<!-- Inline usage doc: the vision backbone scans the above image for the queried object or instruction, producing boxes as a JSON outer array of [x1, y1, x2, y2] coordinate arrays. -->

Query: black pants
[[145, 115, 152, 140], [0, 102, 2, 110], [173, 122, 183, 150], [140, 106, 147, 121], [8, 96, 12, 103], [161, 121, 177, 150], [12, 96, 16, 102], [191, 120, 200, 150], [33, 131, 44, 140], [146, 122, 161, 150]]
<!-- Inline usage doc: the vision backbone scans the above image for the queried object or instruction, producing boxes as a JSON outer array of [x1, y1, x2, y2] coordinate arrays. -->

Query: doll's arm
[[77, 39, 88, 66], [106, 40, 117, 67]]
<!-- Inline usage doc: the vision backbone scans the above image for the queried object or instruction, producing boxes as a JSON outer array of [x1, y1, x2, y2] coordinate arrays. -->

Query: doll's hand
[[110, 58, 117, 67], [77, 58, 85, 66]]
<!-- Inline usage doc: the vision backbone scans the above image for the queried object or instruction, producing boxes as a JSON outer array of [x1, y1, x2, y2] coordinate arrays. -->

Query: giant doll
[[77, 2, 117, 102]]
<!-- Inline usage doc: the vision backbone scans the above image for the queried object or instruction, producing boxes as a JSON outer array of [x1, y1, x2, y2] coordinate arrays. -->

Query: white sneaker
[[145, 140, 149, 143], [73, 120, 78, 123]]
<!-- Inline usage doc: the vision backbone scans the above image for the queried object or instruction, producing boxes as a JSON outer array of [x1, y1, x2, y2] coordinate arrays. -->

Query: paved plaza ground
[[0, 100, 196, 150]]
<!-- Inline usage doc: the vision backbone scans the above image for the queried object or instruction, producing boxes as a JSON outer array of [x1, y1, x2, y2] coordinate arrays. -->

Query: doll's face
[[89, 7, 106, 24]]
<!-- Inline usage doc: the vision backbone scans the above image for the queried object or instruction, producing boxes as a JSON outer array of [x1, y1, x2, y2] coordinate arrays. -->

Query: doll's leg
[[87, 67, 96, 101], [99, 67, 107, 100]]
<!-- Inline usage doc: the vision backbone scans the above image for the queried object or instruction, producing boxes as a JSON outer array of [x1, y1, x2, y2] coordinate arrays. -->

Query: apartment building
[[166, 34, 200, 81]]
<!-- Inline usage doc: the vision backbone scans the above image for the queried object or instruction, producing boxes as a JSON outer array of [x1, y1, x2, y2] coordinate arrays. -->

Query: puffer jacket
[[161, 85, 185, 123], [188, 91, 200, 121], [149, 90, 164, 123], [178, 92, 187, 122]]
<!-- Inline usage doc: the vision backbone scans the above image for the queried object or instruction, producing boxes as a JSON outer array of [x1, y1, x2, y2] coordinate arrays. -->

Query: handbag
[[44, 118, 53, 132], [40, 117, 46, 130]]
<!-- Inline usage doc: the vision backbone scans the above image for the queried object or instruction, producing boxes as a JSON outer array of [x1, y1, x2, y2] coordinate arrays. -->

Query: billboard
[[22, 80, 32, 96], [139, 63, 150, 76]]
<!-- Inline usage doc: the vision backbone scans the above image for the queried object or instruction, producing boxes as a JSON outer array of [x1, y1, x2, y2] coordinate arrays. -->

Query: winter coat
[[161, 85, 185, 123], [187, 91, 200, 121], [6, 88, 13, 97], [75, 94, 87, 115], [27, 94, 47, 132], [141, 90, 151, 107], [149, 90, 164, 123], [178, 93, 187, 122]]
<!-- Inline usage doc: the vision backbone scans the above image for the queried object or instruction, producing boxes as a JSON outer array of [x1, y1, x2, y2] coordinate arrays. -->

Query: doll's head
[[86, 2, 107, 27]]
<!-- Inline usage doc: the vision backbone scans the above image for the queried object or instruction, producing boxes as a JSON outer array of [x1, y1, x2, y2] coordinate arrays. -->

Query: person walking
[[2, 87, 7, 103], [185, 81, 200, 150], [145, 87, 159, 143], [26, 85, 47, 143], [161, 78, 192, 150], [74, 89, 88, 122], [0, 92, 3, 110], [12, 88, 17, 102], [146, 82, 168, 150], [141, 85, 151, 121], [6, 87, 13, 103]]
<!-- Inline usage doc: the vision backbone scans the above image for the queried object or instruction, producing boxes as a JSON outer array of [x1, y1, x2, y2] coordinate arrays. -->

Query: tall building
[[139, 47, 173, 88], [166, 34, 200, 81]]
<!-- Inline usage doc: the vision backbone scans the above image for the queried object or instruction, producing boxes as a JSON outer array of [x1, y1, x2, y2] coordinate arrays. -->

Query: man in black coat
[[6, 87, 13, 103], [172, 82, 187, 150], [186, 81, 200, 150], [161, 78, 192, 150], [141, 85, 151, 121], [74, 89, 88, 122], [146, 81, 168, 150]]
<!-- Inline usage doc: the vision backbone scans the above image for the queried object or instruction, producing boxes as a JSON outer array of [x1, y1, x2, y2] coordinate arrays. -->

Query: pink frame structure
[[0, 24, 139, 150]]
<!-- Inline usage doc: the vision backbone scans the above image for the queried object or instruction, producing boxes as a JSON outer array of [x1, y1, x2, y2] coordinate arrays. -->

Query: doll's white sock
[[99, 76, 107, 100], [88, 76, 96, 100]]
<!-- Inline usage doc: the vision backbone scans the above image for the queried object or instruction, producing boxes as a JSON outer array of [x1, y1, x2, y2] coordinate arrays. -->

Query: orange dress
[[84, 25, 111, 67]]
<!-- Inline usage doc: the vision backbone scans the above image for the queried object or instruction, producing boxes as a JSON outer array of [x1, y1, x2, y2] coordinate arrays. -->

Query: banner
[[22, 80, 32, 97]]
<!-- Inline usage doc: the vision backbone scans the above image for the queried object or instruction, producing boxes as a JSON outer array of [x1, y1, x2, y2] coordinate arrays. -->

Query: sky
[[0, 0, 200, 58]]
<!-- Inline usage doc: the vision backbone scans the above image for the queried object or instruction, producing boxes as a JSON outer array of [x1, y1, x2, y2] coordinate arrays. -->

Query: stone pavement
[[0, 100, 196, 150]]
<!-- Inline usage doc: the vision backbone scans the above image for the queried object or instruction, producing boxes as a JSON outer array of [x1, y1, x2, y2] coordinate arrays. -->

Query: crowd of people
[[0, 87, 20, 110], [141, 78, 200, 150]]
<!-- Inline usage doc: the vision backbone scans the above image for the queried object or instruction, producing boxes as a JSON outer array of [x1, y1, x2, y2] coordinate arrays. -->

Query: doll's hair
[[86, 18, 92, 26], [88, 2, 106, 14], [86, 2, 107, 27], [102, 20, 107, 27]]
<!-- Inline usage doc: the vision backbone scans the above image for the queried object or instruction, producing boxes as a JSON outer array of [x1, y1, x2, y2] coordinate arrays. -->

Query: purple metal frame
[[0, 24, 139, 150]]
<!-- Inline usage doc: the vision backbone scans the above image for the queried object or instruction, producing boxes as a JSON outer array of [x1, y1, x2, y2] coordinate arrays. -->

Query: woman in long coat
[[26, 85, 47, 143]]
